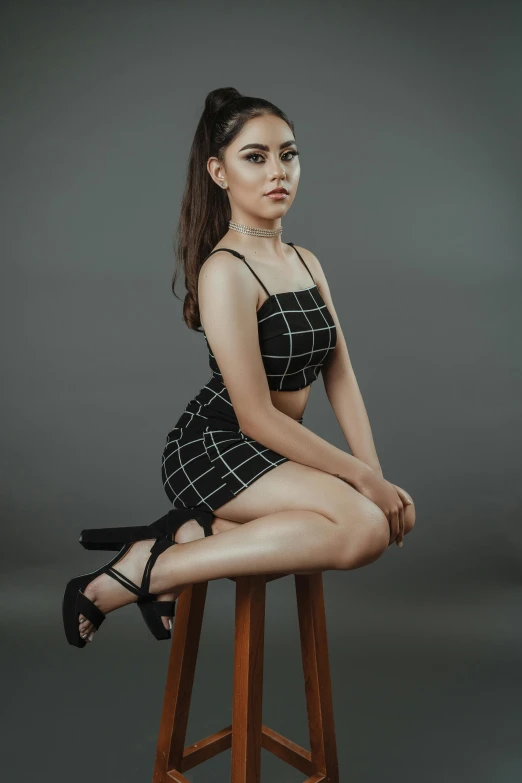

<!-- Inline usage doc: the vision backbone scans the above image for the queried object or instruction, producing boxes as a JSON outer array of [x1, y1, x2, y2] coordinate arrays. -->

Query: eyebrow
[[238, 139, 297, 152]]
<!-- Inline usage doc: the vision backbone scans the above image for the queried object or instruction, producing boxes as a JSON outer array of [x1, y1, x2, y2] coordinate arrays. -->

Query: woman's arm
[[294, 246, 383, 477], [198, 251, 373, 490]]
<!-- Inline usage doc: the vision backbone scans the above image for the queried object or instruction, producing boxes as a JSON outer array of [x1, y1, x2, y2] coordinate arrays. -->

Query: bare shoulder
[[199, 248, 240, 282], [291, 244, 328, 287], [198, 248, 255, 298], [197, 248, 259, 327]]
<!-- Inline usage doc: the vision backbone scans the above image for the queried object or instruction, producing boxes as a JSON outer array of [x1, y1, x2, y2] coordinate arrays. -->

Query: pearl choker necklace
[[229, 220, 283, 237]]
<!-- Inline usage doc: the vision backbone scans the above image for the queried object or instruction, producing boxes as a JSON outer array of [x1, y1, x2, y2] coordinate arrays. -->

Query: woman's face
[[208, 113, 300, 223]]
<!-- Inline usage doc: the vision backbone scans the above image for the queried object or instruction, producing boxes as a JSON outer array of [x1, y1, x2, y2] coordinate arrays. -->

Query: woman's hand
[[389, 483, 414, 547], [355, 468, 413, 547]]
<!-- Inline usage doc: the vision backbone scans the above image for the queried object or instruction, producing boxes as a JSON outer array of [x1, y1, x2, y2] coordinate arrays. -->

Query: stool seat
[[152, 572, 339, 783]]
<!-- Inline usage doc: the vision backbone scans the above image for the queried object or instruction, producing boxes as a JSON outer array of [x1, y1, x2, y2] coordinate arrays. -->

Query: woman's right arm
[[243, 404, 371, 490], [198, 253, 372, 491]]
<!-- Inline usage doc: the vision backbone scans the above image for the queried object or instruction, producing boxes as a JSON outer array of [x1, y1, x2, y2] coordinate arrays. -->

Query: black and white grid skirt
[[161, 377, 304, 513]]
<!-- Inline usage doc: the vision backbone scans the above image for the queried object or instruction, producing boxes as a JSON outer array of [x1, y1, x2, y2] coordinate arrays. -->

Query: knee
[[334, 508, 390, 570]]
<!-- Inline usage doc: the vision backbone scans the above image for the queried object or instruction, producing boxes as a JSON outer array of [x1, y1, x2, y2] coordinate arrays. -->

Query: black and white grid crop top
[[202, 242, 337, 392]]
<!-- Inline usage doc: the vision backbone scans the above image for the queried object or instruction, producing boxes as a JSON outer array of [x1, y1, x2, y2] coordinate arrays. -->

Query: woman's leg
[[78, 460, 395, 640]]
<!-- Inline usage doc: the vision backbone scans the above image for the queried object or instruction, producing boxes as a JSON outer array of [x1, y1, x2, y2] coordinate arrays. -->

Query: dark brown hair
[[172, 87, 295, 332]]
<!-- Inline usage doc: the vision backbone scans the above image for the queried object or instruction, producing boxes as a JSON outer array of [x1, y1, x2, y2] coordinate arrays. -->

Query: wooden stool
[[152, 572, 339, 783]]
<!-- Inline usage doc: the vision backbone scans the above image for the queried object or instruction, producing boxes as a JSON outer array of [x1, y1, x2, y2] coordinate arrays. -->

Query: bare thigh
[[213, 460, 390, 540]]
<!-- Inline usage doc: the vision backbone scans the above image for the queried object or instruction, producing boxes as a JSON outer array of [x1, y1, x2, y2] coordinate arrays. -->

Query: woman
[[63, 87, 416, 648]]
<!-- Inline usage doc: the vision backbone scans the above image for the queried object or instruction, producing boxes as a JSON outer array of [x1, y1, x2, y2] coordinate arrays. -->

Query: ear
[[207, 156, 225, 187]]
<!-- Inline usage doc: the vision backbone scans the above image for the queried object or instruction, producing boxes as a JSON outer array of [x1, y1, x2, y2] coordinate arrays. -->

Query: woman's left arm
[[299, 247, 384, 477]]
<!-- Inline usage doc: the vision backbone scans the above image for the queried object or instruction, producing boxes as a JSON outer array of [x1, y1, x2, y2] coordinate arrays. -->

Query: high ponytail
[[172, 87, 294, 331]]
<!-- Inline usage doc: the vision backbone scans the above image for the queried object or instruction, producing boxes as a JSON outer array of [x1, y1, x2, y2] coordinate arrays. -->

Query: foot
[[78, 538, 165, 642], [78, 514, 237, 642]]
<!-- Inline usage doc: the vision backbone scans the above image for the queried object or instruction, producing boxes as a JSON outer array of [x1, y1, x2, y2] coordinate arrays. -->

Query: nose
[[269, 162, 286, 180]]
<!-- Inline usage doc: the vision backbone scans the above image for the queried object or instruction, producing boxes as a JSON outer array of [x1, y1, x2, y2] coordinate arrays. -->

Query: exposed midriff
[[269, 385, 311, 422]]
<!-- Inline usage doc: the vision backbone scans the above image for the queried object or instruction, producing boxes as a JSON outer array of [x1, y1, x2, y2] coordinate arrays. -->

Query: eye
[[245, 149, 300, 164]]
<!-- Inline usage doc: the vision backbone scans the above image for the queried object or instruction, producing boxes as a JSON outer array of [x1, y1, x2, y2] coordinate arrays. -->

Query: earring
[[221, 181, 227, 188]]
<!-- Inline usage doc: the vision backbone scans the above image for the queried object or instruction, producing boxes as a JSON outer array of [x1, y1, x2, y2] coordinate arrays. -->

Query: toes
[[79, 614, 93, 638], [162, 616, 173, 631], [80, 623, 95, 642]]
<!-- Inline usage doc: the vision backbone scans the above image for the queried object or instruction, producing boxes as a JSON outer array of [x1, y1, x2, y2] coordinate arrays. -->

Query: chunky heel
[[78, 506, 214, 551], [66, 506, 215, 645]]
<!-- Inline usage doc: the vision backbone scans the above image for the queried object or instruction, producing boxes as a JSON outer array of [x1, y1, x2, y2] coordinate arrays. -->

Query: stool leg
[[152, 582, 208, 783], [295, 573, 339, 783], [231, 575, 266, 783]]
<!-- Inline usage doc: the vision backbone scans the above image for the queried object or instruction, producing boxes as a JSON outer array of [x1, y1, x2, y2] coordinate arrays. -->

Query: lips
[[266, 187, 288, 195]]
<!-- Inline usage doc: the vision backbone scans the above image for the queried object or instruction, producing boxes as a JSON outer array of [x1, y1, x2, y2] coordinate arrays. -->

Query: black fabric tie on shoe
[[106, 537, 173, 598]]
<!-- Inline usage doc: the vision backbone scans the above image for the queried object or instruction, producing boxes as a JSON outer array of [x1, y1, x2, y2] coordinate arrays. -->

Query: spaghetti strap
[[287, 242, 315, 286], [240, 258, 271, 297], [205, 247, 271, 297]]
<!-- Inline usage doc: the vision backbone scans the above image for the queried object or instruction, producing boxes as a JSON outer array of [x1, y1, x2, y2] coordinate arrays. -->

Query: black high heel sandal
[[78, 506, 214, 551], [64, 506, 215, 646], [62, 536, 181, 647]]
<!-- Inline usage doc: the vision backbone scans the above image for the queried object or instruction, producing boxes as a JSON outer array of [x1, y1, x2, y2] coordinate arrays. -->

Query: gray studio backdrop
[[2, 1, 521, 782]]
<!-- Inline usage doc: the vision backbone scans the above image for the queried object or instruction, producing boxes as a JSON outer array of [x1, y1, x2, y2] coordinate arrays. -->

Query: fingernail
[[168, 619, 173, 630], [398, 541, 403, 547], [88, 631, 94, 642]]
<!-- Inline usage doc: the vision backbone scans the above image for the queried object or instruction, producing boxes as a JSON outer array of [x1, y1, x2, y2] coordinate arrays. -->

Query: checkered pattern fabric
[[203, 243, 337, 392], [160, 243, 336, 511], [161, 387, 304, 512], [205, 284, 337, 391]]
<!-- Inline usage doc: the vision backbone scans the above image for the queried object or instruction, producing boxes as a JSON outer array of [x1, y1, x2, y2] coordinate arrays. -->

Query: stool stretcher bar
[[153, 573, 339, 783]]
